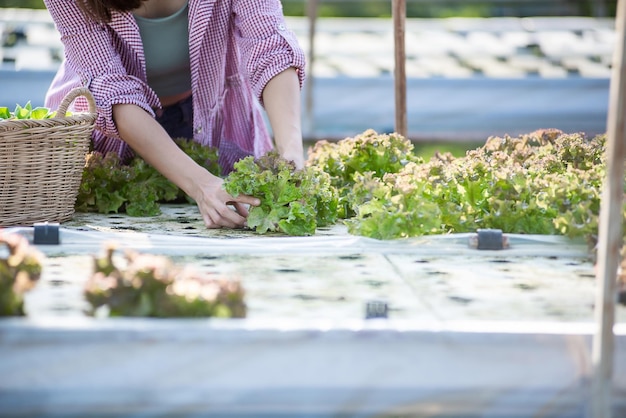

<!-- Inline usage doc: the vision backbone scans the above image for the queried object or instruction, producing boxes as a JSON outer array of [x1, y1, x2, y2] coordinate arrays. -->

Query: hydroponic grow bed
[[1, 204, 625, 417]]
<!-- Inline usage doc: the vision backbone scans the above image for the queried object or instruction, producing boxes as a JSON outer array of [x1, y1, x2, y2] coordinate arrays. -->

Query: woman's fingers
[[196, 181, 261, 229], [225, 193, 260, 219], [230, 201, 251, 218], [229, 193, 260, 208], [201, 211, 219, 229], [215, 204, 245, 228], [201, 196, 257, 229], [202, 206, 243, 229], [216, 203, 248, 227]]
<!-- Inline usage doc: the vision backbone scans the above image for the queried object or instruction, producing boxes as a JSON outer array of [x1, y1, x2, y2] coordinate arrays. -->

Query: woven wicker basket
[[0, 87, 97, 227]]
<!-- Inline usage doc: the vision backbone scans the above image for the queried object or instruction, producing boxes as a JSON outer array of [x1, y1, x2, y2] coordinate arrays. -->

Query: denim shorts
[[154, 95, 194, 140]]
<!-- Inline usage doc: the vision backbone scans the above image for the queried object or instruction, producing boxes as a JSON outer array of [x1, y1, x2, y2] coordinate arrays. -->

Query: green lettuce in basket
[[0, 102, 59, 120]]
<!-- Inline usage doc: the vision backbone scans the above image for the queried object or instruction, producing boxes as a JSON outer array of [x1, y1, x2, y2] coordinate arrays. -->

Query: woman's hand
[[113, 103, 259, 228], [190, 172, 260, 229]]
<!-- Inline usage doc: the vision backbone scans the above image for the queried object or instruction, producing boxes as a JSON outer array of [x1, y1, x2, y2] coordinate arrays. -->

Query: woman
[[44, 0, 306, 229]]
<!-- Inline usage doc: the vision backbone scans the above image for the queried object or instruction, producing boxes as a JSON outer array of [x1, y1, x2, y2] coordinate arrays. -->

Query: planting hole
[[293, 294, 317, 301], [363, 279, 385, 288], [276, 268, 301, 273], [198, 255, 221, 260], [49, 280, 66, 287], [448, 295, 473, 304], [338, 254, 362, 260]]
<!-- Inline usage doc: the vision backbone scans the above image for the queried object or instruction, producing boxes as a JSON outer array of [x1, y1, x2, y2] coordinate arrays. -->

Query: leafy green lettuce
[[75, 138, 219, 216], [342, 130, 615, 241], [307, 129, 422, 218], [224, 151, 338, 236]]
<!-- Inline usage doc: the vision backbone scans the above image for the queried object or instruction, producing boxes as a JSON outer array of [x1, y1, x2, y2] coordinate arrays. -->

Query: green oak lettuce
[[224, 151, 338, 236], [330, 130, 619, 242], [75, 139, 220, 216], [306, 129, 422, 218]]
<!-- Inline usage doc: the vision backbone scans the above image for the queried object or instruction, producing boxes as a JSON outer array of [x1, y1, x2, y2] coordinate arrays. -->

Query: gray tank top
[[134, 2, 192, 99]]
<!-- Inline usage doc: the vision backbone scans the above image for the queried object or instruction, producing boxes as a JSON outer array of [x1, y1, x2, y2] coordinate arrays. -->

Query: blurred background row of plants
[[0, 0, 617, 18]]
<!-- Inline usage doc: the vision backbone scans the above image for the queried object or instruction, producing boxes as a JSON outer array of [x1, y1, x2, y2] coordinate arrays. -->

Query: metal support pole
[[591, 0, 626, 417], [305, 0, 318, 139], [392, 0, 407, 137]]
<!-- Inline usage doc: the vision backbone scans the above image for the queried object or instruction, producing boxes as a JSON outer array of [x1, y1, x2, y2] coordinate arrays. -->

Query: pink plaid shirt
[[44, 0, 306, 172]]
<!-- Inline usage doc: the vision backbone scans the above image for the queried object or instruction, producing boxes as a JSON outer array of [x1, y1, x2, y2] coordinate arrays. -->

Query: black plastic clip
[[365, 300, 388, 319], [33, 222, 60, 245], [469, 228, 508, 250]]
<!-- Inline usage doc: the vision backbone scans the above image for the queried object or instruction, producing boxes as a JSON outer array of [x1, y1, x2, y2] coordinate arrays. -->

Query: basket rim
[[0, 113, 97, 133], [0, 87, 97, 133]]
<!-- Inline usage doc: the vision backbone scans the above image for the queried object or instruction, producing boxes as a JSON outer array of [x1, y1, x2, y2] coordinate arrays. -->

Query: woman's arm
[[113, 104, 260, 228], [262, 67, 304, 169], [44, 0, 158, 137], [232, 0, 306, 166]]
